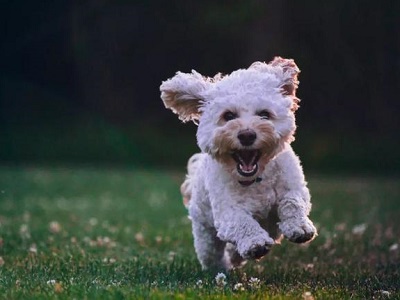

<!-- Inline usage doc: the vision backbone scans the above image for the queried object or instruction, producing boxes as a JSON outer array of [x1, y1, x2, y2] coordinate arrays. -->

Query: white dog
[[160, 57, 317, 270]]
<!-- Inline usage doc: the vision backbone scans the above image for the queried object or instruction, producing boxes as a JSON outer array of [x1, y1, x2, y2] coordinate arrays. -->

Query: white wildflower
[[102, 257, 116, 264], [135, 232, 145, 244], [196, 279, 203, 288], [303, 291, 315, 300], [168, 251, 176, 261], [215, 272, 227, 287], [305, 263, 314, 271], [233, 282, 245, 291], [46, 279, 56, 285], [352, 223, 367, 235], [151, 281, 158, 287], [49, 221, 62, 234], [378, 290, 391, 298], [248, 277, 261, 289], [108, 280, 121, 287], [89, 218, 98, 226], [389, 243, 398, 251], [29, 243, 37, 254]]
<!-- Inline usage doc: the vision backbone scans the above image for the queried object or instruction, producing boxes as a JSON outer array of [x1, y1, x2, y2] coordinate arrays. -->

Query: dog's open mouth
[[231, 149, 261, 177]]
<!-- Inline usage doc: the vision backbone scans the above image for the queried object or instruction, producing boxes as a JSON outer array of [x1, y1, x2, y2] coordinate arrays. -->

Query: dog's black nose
[[238, 130, 257, 146]]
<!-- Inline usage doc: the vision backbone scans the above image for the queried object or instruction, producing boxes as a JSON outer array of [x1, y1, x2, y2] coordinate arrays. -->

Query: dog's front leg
[[278, 194, 317, 243], [213, 206, 275, 260]]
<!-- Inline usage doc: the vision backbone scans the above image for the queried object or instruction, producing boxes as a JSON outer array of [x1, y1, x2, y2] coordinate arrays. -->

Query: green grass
[[0, 166, 399, 299]]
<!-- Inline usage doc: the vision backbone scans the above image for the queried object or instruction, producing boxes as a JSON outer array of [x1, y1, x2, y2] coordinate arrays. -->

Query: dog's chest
[[235, 180, 278, 217]]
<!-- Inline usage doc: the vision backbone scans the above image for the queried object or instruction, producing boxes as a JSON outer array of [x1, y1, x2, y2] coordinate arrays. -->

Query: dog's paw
[[280, 218, 317, 244], [290, 230, 316, 243], [243, 244, 271, 260], [238, 236, 275, 260]]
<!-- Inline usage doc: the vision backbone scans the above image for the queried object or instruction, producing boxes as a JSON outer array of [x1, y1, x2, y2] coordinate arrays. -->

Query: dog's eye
[[258, 110, 271, 120], [222, 111, 238, 122]]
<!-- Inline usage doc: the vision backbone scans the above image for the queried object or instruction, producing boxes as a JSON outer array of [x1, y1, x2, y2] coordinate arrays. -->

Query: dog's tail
[[180, 153, 204, 208]]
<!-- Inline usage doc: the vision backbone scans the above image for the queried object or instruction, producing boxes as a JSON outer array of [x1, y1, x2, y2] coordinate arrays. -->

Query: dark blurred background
[[1, 0, 399, 173]]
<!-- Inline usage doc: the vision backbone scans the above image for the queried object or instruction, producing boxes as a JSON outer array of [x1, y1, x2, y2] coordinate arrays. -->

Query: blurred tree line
[[0, 0, 399, 173]]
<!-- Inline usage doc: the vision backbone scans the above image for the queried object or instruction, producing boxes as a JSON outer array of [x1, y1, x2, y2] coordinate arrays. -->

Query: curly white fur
[[161, 57, 317, 271]]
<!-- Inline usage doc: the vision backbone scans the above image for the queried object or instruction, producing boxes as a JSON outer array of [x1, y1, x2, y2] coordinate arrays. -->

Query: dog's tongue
[[237, 150, 258, 170], [232, 150, 260, 177]]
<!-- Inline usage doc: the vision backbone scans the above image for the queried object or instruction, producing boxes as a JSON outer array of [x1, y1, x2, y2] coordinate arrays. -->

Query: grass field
[[0, 166, 399, 299]]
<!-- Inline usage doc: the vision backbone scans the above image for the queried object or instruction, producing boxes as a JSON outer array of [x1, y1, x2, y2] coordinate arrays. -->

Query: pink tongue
[[238, 150, 257, 170], [241, 164, 254, 172]]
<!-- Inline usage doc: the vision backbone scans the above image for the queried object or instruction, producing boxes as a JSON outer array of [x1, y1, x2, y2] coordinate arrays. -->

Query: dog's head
[[161, 57, 300, 183]]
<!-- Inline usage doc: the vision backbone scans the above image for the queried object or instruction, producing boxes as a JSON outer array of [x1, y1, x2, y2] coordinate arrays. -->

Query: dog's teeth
[[239, 164, 257, 173], [239, 165, 248, 173]]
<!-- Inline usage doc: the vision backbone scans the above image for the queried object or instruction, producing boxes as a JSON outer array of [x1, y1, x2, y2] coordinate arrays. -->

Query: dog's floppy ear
[[269, 57, 300, 111], [160, 71, 209, 123]]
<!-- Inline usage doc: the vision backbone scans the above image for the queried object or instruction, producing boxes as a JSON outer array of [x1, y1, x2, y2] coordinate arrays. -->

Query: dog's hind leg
[[191, 221, 228, 271], [180, 153, 204, 208]]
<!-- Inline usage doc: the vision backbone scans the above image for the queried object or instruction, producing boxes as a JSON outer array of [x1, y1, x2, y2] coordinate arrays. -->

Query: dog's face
[[161, 57, 300, 182], [197, 94, 295, 182]]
